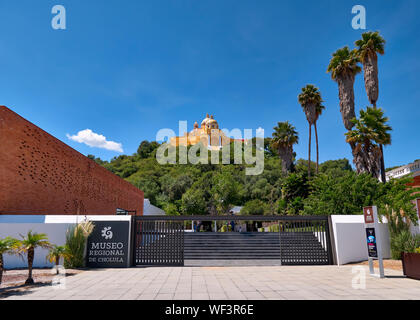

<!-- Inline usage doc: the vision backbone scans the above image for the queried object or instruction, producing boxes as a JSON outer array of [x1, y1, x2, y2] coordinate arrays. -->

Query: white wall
[[410, 220, 420, 236], [331, 215, 391, 265], [0, 215, 132, 269]]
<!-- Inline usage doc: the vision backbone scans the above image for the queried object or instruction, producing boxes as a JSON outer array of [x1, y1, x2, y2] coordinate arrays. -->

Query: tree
[[355, 31, 387, 182], [271, 121, 299, 174], [327, 46, 362, 131], [298, 84, 324, 177], [378, 176, 420, 236], [137, 140, 160, 159], [18, 231, 52, 285], [303, 171, 382, 215], [279, 172, 309, 215], [345, 107, 392, 178], [355, 31, 385, 108], [326, 46, 367, 173], [211, 172, 239, 214], [0, 237, 18, 285], [46, 245, 67, 274], [181, 187, 207, 215], [319, 159, 353, 173], [160, 174, 193, 202], [240, 199, 269, 216], [314, 102, 325, 174], [127, 173, 161, 205]]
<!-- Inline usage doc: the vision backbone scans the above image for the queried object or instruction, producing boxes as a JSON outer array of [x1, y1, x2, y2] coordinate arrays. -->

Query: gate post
[[327, 216, 337, 265], [130, 215, 136, 267]]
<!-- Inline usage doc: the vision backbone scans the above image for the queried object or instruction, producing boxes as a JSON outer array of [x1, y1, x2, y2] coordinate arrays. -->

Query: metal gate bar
[[134, 219, 184, 266]]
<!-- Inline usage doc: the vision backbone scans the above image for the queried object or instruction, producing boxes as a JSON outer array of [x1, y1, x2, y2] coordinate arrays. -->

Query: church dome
[[201, 113, 211, 127], [206, 115, 218, 129]]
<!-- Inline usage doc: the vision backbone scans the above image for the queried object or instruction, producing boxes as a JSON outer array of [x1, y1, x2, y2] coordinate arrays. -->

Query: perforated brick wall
[[0, 106, 143, 215]]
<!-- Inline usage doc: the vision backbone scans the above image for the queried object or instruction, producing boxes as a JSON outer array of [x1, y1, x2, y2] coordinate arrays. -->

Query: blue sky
[[1, 0, 419, 168]]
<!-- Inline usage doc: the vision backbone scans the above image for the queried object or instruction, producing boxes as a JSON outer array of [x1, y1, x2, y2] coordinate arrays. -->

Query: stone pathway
[[3, 265, 420, 300]]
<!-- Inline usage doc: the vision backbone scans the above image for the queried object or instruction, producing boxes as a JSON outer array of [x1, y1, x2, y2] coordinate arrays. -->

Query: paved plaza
[[3, 265, 420, 300]]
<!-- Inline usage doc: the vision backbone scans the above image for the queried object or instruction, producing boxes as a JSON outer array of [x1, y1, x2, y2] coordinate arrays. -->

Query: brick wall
[[0, 106, 143, 215]]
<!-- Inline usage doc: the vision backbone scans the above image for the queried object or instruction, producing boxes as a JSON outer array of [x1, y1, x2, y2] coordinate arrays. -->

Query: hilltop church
[[170, 114, 244, 150]]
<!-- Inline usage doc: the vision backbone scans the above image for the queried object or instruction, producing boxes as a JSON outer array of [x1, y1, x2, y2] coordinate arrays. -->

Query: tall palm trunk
[[55, 257, 60, 275], [314, 122, 319, 174], [337, 75, 357, 131], [371, 103, 386, 183], [308, 124, 312, 178], [25, 247, 34, 285], [363, 54, 379, 106], [336, 73, 360, 172], [379, 144, 386, 183], [351, 140, 381, 178], [278, 146, 293, 175], [350, 142, 364, 174], [364, 55, 386, 183]]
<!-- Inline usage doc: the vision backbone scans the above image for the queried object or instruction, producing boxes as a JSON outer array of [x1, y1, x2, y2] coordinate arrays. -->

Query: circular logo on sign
[[101, 227, 113, 240]]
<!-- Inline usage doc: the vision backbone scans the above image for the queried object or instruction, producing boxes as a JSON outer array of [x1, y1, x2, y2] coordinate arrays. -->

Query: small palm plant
[[46, 245, 67, 274], [18, 231, 52, 285], [0, 237, 19, 285]]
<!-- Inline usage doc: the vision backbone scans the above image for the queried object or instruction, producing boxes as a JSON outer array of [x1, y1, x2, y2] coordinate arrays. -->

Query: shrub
[[390, 231, 420, 260], [64, 222, 94, 269], [240, 199, 269, 215]]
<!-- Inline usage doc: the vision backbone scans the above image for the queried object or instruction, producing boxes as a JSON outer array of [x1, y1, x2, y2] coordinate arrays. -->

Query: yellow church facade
[[170, 114, 242, 150]]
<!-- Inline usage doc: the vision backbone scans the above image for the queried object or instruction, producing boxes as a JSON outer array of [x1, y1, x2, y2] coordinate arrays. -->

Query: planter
[[402, 253, 420, 280]]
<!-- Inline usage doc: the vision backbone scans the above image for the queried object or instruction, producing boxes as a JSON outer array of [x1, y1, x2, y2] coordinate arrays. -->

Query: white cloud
[[256, 127, 265, 137], [66, 129, 124, 153]]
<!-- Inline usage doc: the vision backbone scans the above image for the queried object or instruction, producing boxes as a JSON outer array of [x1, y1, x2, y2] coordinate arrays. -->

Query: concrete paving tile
[[155, 293, 174, 300], [192, 293, 209, 300], [174, 293, 192, 300], [259, 290, 283, 299], [137, 293, 157, 300], [242, 291, 265, 300], [208, 292, 228, 300]]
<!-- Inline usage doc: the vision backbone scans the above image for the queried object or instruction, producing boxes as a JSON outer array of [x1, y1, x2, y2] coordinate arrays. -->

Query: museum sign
[[86, 221, 130, 268]]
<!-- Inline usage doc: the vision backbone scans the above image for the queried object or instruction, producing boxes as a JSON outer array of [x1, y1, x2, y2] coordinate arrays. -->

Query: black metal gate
[[132, 215, 333, 266], [279, 218, 331, 265], [133, 219, 184, 266]]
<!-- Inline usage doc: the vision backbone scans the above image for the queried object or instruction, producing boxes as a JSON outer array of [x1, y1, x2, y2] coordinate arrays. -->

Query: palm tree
[[327, 46, 362, 131], [46, 245, 67, 274], [314, 103, 325, 174], [271, 121, 299, 174], [298, 84, 323, 177], [327, 46, 364, 175], [345, 107, 392, 178], [355, 31, 385, 108], [355, 31, 387, 182], [0, 237, 18, 285], [18, 231, 51, 285]]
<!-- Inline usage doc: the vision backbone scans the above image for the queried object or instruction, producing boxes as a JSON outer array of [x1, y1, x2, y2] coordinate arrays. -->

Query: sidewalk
[[2, 265, 420, 300]]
